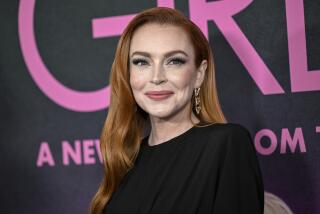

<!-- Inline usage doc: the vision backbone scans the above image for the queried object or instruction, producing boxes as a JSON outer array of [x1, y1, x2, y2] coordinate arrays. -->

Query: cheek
[[169, 68, 195, 89], [130, 71, 147, 91]]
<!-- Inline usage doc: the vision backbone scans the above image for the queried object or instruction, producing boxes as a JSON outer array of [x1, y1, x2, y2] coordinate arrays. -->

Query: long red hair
[[89, 7, 227, 214]]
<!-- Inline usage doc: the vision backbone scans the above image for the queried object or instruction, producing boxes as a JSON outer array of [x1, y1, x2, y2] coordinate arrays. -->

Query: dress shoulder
[[223, 122, 258, 162], [193, 122, 251, 145], [196, 122, 250, 134], [202, 122, 265, 213]]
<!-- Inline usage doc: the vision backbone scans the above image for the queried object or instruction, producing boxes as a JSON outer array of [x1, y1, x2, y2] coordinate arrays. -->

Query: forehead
[[129, 23, 194, 57]]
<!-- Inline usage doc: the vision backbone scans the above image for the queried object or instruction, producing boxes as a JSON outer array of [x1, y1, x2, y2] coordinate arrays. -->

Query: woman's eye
[[168, 58, 186, 65], [132, 59, 149, 66]]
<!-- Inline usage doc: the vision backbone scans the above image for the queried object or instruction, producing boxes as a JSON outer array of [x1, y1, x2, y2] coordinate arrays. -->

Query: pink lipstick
[[145, 90, 174, 100]]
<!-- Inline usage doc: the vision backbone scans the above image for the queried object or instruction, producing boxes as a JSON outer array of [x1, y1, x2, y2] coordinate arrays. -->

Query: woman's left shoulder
[[224, 122, 253, 140], [205, 122, 250, 132], [195, 122, 252, 139], [195, 122, 254, 152], [214, 123, 259, 168]]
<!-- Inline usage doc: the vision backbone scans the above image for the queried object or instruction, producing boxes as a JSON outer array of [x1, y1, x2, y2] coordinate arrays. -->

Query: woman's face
[[129, 23, 207, 120]]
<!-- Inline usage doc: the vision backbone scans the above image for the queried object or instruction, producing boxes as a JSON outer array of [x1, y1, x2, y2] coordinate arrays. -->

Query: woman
[[90, 7, 264, 214]]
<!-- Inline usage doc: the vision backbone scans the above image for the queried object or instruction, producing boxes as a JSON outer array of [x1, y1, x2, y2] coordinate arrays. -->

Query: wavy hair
[[89, 7, 227, 214]]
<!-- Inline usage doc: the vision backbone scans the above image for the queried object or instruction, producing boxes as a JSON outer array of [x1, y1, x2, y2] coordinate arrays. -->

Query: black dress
[[103, 123, 264, 214]]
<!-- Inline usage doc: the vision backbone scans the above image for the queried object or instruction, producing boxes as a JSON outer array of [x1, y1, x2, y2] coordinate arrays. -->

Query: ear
[[194, 59, 207, 88]]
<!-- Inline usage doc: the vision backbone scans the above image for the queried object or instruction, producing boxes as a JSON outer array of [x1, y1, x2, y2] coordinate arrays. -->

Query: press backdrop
[[1, 0, 319, 213]]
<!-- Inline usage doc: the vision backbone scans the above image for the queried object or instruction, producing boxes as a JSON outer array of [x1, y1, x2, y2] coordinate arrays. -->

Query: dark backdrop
[[1, 0, 319, 213]]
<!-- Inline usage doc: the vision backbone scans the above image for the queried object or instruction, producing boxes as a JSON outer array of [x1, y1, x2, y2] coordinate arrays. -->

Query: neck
[[148, 105, 200, 146]]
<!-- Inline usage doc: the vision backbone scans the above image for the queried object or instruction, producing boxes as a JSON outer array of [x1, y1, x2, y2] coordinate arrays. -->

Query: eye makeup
[[132, 58, 149, 66], [167, 57, 186, 65], [131, 56, 187, 67]]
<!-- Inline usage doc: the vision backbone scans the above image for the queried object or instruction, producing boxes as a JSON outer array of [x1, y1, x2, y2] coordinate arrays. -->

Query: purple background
[[0, 0, 319, 213]]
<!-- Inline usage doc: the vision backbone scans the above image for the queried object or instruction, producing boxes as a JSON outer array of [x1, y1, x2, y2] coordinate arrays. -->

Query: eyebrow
[[130, 50, 189, 58]]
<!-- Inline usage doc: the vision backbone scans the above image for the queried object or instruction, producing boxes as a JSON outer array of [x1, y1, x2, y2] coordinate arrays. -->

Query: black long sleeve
[[104, 123, 265, 214], [211, 125, 264, 213]]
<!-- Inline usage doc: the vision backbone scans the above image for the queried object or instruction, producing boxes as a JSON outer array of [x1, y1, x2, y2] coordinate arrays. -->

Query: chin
[[145, 109, 175, 119]]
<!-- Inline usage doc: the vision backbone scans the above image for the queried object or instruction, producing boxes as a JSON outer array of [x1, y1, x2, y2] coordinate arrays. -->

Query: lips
[[145, 90, 174, 95], [145, 90, 174, 100]]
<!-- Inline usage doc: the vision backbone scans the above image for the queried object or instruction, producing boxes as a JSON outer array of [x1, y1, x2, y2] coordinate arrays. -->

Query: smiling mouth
[[145, 91, 174, 100]]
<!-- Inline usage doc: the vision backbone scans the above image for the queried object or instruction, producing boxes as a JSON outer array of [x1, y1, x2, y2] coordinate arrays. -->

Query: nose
[[150, 63, 167, 85]]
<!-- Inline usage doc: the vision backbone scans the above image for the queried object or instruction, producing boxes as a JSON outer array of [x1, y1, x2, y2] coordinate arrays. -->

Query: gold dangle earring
[[194, 87, 201, 114]]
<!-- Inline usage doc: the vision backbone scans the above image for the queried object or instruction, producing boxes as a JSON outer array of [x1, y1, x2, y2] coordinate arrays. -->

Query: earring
[[194, 87, 201, 114]]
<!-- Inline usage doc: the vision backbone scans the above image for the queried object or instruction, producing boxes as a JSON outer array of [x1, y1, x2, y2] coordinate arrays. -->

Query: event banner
[[1, 0, 319, 213]]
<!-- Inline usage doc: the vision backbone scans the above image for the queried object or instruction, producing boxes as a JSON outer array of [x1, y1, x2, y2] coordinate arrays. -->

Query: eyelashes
[[132, 58, 148, 66], [169, 57, 186, 65], [131, 57, 186, 66]]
